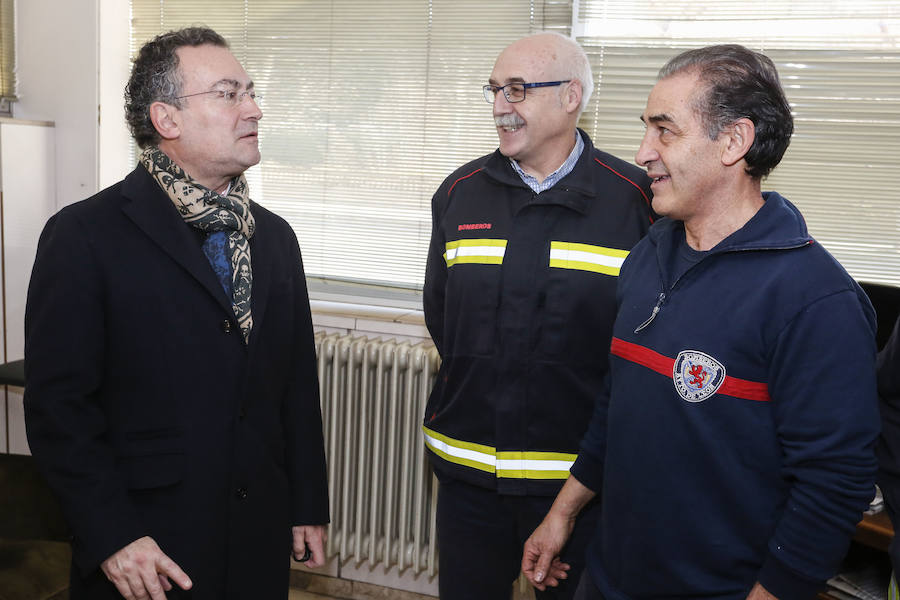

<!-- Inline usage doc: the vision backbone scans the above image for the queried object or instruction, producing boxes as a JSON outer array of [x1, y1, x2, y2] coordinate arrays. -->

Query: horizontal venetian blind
[[576, 0, 900, 286], [0, 0, 14, 99], [131, 0, 569, 289]]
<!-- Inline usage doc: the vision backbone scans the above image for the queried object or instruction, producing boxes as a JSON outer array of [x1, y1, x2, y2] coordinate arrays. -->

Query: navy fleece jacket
[[572, 192, 879, 599]]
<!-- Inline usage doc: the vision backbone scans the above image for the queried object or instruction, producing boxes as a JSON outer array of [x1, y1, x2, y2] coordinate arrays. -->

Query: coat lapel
[[120, 166, 235, 317]]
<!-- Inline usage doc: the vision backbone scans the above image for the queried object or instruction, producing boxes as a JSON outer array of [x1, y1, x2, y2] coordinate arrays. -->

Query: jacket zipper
[[632, 240, 811, 334], [635, 292, 666, 333]]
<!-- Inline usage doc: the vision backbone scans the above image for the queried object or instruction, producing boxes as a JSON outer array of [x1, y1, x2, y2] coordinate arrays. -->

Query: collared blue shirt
[[509, 132, 584, 194]]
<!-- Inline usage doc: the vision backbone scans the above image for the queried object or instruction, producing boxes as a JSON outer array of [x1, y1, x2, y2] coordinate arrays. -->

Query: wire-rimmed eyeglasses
[[482, 80, 571, 104], [174, 88, 263, 108]]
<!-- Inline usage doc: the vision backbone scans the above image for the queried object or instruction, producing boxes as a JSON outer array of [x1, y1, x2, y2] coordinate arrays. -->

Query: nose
[[635, 129, 657, 167], [243, 95, 262, 121], [493, 90, 513, 115]]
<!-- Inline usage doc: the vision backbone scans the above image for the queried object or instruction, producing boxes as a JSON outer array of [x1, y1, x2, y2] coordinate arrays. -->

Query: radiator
[[315, 332, 441, 576]]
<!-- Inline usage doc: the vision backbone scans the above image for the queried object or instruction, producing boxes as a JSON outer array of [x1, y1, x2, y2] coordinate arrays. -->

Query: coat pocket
[[121, 452, 185, 490], [119, 429, 185, 490]]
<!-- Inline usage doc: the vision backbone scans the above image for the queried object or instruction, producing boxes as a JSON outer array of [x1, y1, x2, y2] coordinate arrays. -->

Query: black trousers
[[436, 478, 600, 600]]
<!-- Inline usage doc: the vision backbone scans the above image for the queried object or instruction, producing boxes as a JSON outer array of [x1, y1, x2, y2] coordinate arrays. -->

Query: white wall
[[14, 0, 131, 206], [97, 0, 132, 189], [15, 0, 98, 208]]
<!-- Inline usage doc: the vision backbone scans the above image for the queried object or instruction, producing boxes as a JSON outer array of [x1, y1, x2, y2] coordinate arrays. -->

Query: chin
[[241, 151, 261, 169], [650, 197, 676, 218], [497, 134, 524, 157], [499, 144, 525, 162]]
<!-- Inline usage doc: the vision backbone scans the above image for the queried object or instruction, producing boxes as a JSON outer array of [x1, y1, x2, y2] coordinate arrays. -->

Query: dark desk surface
[[0, 359, 24, 387]]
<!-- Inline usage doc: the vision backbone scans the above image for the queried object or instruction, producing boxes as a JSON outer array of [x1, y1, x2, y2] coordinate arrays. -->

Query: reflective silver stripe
[[496, 458, 575, 472]]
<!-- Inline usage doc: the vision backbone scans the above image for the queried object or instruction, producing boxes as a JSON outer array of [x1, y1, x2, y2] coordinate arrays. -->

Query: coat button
[[222, 320, 232, 333], [235, 487, 248, 499]]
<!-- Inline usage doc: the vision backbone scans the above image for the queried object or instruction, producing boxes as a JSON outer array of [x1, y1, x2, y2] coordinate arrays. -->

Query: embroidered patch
[[672, 350, 726, 402]]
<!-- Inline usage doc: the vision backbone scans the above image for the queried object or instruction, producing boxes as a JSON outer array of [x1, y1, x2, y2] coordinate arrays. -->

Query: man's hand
[[521, 476, 596, 591], [100, 536, 191, 600], [522, 511, 575, 591], [746, 582, 779, 600], [292, 525, 328, 567]]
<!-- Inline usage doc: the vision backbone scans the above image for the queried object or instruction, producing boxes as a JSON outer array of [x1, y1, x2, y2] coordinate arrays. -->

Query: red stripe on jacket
[[447, 168, 483, 197], [594, 158, 654, 223], [610, 337, 770, 402]]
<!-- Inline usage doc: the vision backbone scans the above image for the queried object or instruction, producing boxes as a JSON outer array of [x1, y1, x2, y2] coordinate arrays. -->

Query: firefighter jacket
[[423, 129, 653, 496]]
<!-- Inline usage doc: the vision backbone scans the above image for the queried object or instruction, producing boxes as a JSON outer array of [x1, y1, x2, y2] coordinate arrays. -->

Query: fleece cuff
[[757, 552, 824, 600], [569, 452, 604, 492]]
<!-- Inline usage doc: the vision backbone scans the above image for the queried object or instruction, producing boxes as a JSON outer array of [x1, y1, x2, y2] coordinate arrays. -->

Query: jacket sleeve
[[24, 210, 148, 574], [283, 232, 330, 526], [569, 373, 611, 492], [423, 186, 448, 356], [876, 314, 900, 574], [758, 288, 880, 598]]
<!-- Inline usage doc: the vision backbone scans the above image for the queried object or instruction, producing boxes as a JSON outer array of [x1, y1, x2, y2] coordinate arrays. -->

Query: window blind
[[0, 0, 15, 100], [575, 0, 900, 286], [131, 0, 571, 289]]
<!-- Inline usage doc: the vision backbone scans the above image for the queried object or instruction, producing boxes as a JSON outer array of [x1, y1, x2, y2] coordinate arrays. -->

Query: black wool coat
[[24, 165, 329, 599]]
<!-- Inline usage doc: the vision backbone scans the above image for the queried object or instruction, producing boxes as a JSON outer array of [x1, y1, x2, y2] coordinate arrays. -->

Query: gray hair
[[528, 32, 594, 116], [125, 26, 228, 148]]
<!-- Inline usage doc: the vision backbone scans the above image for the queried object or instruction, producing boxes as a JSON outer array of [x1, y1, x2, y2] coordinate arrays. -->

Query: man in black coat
[[24, 27, 329, 600]]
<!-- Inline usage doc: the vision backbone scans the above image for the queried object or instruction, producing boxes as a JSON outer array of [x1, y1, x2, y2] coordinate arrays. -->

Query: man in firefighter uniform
[[423, 32, 653, 599]]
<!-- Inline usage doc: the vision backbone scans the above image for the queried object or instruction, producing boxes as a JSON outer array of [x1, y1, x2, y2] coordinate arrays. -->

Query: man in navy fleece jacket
[[522, 44, 880, 600]]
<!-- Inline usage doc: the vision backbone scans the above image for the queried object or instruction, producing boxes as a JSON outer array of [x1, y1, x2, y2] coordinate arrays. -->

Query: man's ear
[[721, 117, 755, 167], [563, 79, 583, 115], [149, 101, 181, 141]]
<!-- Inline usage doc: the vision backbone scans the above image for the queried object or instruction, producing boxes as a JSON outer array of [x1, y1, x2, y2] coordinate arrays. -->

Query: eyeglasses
[[174, 89, 262, 108], [482, 80, 571, 104]]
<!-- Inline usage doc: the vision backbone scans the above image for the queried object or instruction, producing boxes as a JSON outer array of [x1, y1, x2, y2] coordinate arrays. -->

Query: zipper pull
[[635, 292, 666, 333]]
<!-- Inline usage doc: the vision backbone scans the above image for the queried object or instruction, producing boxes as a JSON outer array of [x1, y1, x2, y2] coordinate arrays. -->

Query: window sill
[[307, 279, 428, 341]]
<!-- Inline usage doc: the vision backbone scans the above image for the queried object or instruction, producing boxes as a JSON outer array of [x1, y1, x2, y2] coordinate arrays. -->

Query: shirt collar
[[509, 131, 584, 194]]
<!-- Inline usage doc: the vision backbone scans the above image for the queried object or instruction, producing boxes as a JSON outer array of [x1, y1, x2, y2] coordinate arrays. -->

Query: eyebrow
[[210, 78, 255, 90], [487, 76, 526, 86], [641, 113, 675, 125]]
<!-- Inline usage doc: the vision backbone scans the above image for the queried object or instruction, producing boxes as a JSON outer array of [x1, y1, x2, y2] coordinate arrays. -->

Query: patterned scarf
[[140, 146, 255, 344]]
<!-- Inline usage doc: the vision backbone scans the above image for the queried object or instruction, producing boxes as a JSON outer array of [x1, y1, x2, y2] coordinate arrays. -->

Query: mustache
[[494, 114, 525, 128]]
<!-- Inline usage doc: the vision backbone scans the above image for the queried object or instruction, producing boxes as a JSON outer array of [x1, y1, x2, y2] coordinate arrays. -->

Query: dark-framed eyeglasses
[[482, 80, 571, 104], [173, 88, 262, 108]]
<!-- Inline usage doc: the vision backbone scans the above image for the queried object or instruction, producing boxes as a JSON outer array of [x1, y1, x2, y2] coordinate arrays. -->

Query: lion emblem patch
[[673, 350, 726, 402]]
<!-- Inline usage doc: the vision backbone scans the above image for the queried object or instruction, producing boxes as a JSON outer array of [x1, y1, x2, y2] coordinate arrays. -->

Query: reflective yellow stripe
[[423, 426, 496, 473], [444, 239, 507, 267], [890, 571, 899, 600], [549, 241, 629, 276], [423, 426, 575, 480]]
